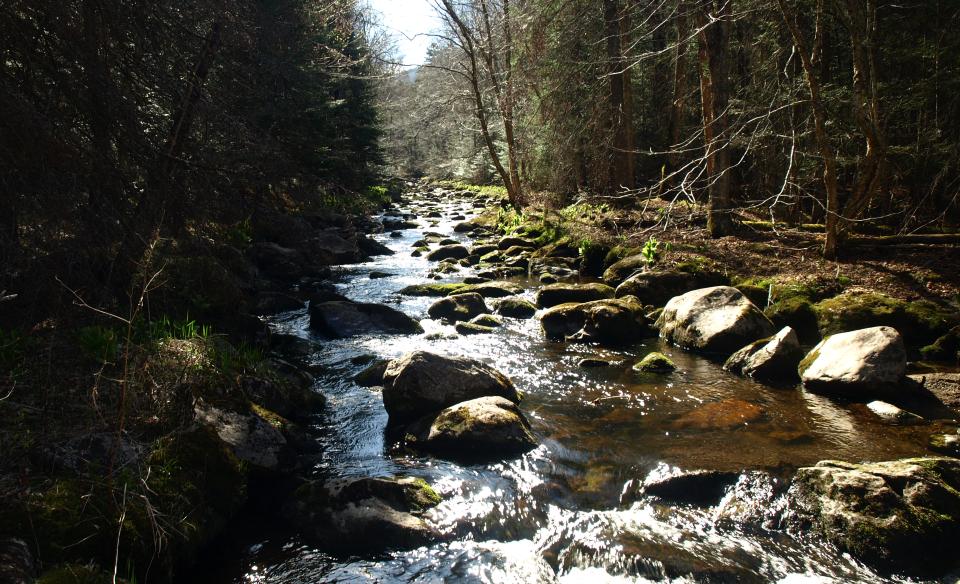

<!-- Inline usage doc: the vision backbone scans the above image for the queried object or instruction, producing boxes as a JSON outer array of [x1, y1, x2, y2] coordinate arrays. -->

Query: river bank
[[2, 180, 960, 582]]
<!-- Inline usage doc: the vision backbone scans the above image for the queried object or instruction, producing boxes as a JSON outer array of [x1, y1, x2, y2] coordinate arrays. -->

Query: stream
[[200, 189, 939, 583]]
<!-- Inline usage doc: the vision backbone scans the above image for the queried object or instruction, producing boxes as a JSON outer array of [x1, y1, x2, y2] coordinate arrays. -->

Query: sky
[[366, 0, 442, 67]]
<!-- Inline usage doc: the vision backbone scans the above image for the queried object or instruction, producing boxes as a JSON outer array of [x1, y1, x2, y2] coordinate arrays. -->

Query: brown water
[[205, 189, 948, 583]]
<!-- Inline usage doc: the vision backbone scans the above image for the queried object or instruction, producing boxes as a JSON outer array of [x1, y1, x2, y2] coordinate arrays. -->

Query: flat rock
[[615, 269, 726, 307], [866, 400, 923, 424], [672, 399, 764, 431], [427, 244, 469, 261]]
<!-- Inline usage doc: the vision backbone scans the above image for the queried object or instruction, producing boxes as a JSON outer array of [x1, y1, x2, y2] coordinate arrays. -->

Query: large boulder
[[405, 396, 538, 460], [428, 292, 490, 322], [788, 457, 960, 576], [615, 270, 726, 307], [309, 301, 424, 337], [723, 326, 803, 382], [540, 296, 647, 344], [248, 241, 306, 280], [799, 326, 906, 396], [601, 254, 649, 285], [655, 286, 775, 355], [283, 476, 441, 553], [427, 244, 470, 261], [308, 230, 362, 265], [382, 351, 519, 423], [535, 282, 615, 308]]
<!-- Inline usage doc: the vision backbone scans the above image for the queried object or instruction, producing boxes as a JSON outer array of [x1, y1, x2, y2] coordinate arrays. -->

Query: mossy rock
[[814, 291, 956, 349], [633, 352, 676, 373], [921, 326, 960, 362], [398, 283, 467, 297], [736, 284, 769, 309], [764, 296, 820, 343]]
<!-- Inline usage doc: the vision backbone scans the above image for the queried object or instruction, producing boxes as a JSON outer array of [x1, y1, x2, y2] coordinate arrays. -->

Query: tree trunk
[[776, 0, 842, 259], [668, 1, 689, 186], [604, 0, 633, 192], [697, 0, 734, 236]]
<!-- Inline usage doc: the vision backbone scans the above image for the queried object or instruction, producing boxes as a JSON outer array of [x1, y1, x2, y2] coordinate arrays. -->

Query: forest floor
[[532, 193, 960, 305]]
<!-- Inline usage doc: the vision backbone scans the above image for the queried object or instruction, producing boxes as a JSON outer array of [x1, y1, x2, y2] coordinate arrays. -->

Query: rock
[[615, 270, 727, 307], [814, 291, 956, 350], [428, 292, 490, 323], [240, 375, 324, 421], [540, 296, 646, 343], [309, 301, 424, 337], [673, 399, 764, 431], [469, 244, 499, 257], [633, 352, 676, 373], [470, 314, 503, 328], [284, 476, 441, 552], [399, 283, 468, 297], [723, 326, 803, 382], [194, 402, 287, 470], [305, 287, 350, 305], [535, 283, 615, 308], [455, 322, 495, 335], [354, 359, 389, 387], [909, 373, 960, 410], [254, 292, 304, 315], [566, 298, 651, 345], [578, 358, 612, 368], [427, 244, 469, 261], [788, 457, 960, 576], [497, 236, 537, 250], [458, 281, 523, 298], [602, 254, 649, 285], [309, 230, 361, 265], [369, 270, 392, 279], [248, 241, 306, 280], [655, 286, 775, 355], [405, 396, 537, 460], [929, 433, 960, 456], [357, 235, 394, 257], [921, 326, 960, 361], [625, 469, 740, 506], [799, 326, 907, 396], [382, 351, 520, 423], [0, 539, 33, 584], [764, 296, 820, 344], [866, 400, 923, 424], [494, 297, 537, 319]]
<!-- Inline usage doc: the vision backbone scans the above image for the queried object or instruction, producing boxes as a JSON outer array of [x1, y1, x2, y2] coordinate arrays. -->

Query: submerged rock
[[382, 351, 519, 424], [428, 292, 490, 322], [309, 301, 424, 337], [455, 322, 495, 335], [672, 399, 764, 431], [865, 400, 923, 424], [535, 282, 615, 308], [633, 352, 676, 373], [723, 326, 803, 382], [788, 457, 960, 576], [405, 396, 537, 460], [655, 286, 774, 355], [799, 326, 906, 397], [284, 476, 441, 553], [623, 469, 740, 506]]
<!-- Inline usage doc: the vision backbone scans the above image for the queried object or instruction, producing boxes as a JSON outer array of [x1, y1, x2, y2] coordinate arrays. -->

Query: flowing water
[[201, 190, 946, 583]]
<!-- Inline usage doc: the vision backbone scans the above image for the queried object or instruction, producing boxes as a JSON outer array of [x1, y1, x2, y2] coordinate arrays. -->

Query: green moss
[[920, 327, 960, 361], [399, 283, 468, 297], [765, 296, 820, 343], [814, 291, 956, 348], [673, 255, 717, 275], [404, 478, 442, 512], [633, 352, 676, 373], [797, 344, 822, 376]]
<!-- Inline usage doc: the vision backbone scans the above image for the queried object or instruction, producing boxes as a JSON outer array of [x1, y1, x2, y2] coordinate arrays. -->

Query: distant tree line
[[0, 0, 382, 321], [379, 0, 960, 256]]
